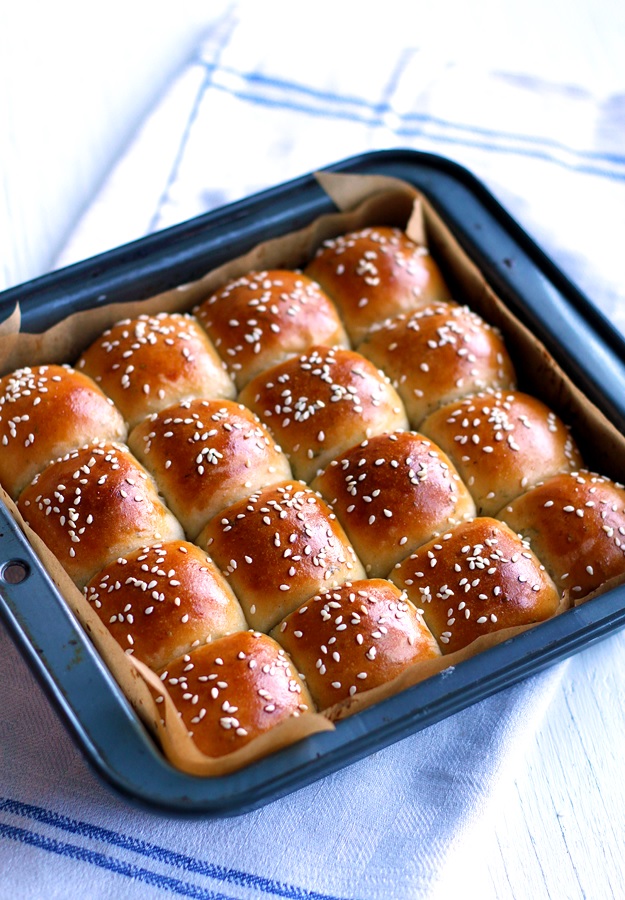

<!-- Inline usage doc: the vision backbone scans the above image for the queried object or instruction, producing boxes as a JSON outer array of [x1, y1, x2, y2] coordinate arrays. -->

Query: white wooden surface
[[2, 4, 624, 898], [433, 637, 625, 899]]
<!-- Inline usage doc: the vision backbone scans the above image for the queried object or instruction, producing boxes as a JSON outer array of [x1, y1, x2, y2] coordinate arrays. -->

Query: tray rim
[[1, 147, 625, 816]]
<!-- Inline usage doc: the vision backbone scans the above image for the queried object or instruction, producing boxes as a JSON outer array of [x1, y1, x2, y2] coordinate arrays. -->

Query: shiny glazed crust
[[391, 517, 560, 654], [3, 211, 612, 764], [194, 270, 350, 389], [359, 303, 516, 427], [271, 578, 441, 710], [0, 364, 127, 498], [238, 345, 409, 482], [198, 480, 366, 632], [499, 471, 625, 600], [311, 431, 476, 577], [304, 226, 451, 344], [84, 540, 247, 670], [157, 630, 312, 757], [18, 441, 184, 588], [128, 398, 292, 539], [420, 390, 583, 516], [77, 312, 235, 428]]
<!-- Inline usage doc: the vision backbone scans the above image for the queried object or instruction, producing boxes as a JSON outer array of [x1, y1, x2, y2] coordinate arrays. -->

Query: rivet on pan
[[1, 560, 30, 584]]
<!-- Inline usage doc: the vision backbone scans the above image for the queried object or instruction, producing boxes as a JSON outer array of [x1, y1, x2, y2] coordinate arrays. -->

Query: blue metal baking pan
[[1, 149, 625, 815]]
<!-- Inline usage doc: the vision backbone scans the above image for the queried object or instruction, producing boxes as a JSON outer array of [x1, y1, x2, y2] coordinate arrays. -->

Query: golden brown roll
[[194, 270, 349, 390], [128, 398, 292, 539], [271, 579, 441, 710], [498, 470, 625, 600], [0, 364, 127, 498], [198, 480, 366, 632], [238, 346, 409, 483], [84, 540, 248, 670], [311, 431, 476, 577], [391, 517, 559, 654], [304, 226, 451, 344], [157, 630, 313, 757], [17, 441, 184, 588], [76, 312, 235, 429], [420, 390, 583, 516], [359, 303, 516, 427]]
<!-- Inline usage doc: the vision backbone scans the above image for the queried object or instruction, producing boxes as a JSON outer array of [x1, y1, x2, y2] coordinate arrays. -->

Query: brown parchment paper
[[2, 171, 625, 775]]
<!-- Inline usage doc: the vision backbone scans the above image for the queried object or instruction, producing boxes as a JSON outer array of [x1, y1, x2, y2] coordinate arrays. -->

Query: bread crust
[[304, 226, 451, 344], [0, 364, 126, 498], [420, 390, 583, 515], [77, 312, 235, 428], [128, 398, 292, 539], [238, 345, 409, 482], [18, 441, 184, 588], [359, 303, 516, 427], [391, 517, 560, 654], [198, 480, 366, 632], [272, 578, 440, 710], [157, 630, 313, 757], [499, 470, 625, 600], [7, 215, 620, 761], [195, 270, 349, 389], [84, 540, 248, 670], [312, 431, 476, 577]]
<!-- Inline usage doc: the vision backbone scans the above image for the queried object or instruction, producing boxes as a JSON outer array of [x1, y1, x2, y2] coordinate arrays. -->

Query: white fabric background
[[1, 2, 625, 898], [0, 622, 563, 900]]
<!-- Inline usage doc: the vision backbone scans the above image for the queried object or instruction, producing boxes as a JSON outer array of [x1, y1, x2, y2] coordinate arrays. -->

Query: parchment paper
[[2, 172, 624, 773]]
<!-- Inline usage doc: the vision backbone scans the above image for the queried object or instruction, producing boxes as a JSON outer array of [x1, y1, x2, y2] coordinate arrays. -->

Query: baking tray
[[1, 149, 625, 816]]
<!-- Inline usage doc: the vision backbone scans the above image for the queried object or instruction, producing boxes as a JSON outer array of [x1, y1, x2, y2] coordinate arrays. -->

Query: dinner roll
[[391, 517, 559, 654], [198, 480, 366, 632], [77, 312, 235, 429], [128, 398, 292, 539], [18, 441, 184, 588], [238, 346, 409, 483], [311, 431, 476, 577], [84, 540, 247, 670], [0, 364, 126, 498], [499, 470, 625, 600], [304, 226, 451, 344], [358, 303, 516, 427], [420, 390, 583, 516], [157, 630, 313, 757], [271, 579, 440, 710], [194, 270, 349, 389]]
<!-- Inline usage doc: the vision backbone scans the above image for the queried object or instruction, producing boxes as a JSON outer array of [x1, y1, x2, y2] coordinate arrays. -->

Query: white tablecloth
[[1, 3, 624, 898]]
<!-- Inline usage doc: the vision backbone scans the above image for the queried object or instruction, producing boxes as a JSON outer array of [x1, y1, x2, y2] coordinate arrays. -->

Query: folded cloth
[[0, 624, 564, 900], [57, 3, 625, 332], [3, 3, 625, 898]]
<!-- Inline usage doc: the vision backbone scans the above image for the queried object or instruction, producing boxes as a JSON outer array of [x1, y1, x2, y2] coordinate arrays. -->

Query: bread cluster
[[3, 223, 624, 761]]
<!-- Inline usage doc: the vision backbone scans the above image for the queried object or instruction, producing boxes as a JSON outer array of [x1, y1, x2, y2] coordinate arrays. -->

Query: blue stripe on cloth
[[147, 67, 215, 234], [0, 822, 236, 900], [148, 13, 239, 233], [0, 798, 346, 900], [196, 61, 625, 181]]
